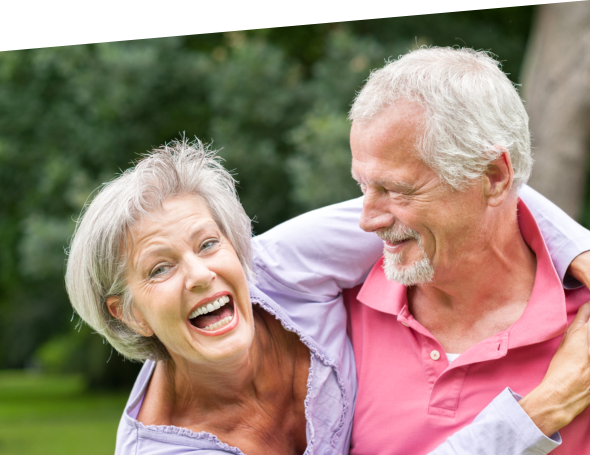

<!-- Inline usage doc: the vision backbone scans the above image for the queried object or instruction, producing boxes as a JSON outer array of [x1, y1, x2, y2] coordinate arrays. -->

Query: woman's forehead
[[135, 195, 214, 231], [128, 197, 220, 259]]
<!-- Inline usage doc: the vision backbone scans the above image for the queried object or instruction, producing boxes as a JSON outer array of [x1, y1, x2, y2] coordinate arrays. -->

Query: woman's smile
[[187, 291, 239, 336]]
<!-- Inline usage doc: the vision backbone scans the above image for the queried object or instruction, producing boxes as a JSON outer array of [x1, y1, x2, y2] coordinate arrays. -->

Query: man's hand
[[519, 302, 590, 436]]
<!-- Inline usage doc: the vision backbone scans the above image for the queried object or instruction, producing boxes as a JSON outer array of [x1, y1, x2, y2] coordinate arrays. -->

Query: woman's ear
[[106, 295, 124, 319], [483, 148, 514, 207], [106, 295, 154, 337]]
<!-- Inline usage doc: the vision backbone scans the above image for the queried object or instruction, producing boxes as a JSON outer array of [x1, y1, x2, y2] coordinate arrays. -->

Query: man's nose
[[184, 256, 216, 291], [359, 193, 396, 233]]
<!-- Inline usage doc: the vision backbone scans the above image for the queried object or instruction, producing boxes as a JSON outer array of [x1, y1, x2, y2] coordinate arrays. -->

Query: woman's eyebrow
[[135, 220, 219, 270], [135, 245, 171, 271], [187, 220, 219, 243]]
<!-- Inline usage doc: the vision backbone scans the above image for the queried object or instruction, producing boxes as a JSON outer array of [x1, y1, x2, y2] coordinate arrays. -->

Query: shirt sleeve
[[429, 388, 561, 455], [518, 184, 590, 289], [252, 197, 382, 303]]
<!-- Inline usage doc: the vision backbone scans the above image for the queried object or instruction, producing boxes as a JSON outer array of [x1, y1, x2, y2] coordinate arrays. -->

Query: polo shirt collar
[[508, 199, 567, 348], [356, 199, 567, 350]]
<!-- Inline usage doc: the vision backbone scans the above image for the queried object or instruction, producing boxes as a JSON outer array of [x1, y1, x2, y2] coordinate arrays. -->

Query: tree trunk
[[522, 1, 590, 219]]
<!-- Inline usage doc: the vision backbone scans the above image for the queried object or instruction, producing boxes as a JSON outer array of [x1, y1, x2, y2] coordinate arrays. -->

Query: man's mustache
[[377, 224, 421, 244]]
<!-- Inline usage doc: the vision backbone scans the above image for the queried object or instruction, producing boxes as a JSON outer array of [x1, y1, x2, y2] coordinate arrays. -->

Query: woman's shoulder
[[124, 359, 157, 419], [115, 360, 247, 454]]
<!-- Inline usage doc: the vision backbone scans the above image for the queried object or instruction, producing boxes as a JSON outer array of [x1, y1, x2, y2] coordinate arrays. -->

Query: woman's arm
[[253, 184, 590, 302], [429, 388, 561, 455], [252, 196, 381, 303], [431, 303, 590, 455], [519, 184, 590, 289]]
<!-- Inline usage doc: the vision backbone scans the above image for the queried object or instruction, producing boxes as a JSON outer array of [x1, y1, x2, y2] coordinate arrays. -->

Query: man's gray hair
[[349, 47, 532, 189], [65, 138, 252, 362]]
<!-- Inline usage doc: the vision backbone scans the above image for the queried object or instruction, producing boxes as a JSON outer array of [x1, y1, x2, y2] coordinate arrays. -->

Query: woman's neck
[[137, 305, 310, 455], [140, 305, 286, 423]]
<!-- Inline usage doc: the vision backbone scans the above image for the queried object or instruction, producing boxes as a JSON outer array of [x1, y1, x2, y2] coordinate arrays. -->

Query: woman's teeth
[[189, 295, 230, 319], [202, 315, 233, 331]]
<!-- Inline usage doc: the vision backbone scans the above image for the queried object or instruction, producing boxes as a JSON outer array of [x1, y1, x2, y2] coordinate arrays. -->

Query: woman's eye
[[149, 264, 169, 278], [200, 239, 220, 252]]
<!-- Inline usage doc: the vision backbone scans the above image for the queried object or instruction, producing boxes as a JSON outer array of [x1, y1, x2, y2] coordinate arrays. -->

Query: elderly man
[[253, 47, 590, 454]]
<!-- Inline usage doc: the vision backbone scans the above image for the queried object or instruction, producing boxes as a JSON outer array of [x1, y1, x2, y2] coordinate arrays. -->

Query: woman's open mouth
[[187, 293, 238, 336]]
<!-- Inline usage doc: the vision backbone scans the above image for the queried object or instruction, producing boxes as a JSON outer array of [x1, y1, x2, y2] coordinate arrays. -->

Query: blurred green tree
[[0, 7, 535, 388]]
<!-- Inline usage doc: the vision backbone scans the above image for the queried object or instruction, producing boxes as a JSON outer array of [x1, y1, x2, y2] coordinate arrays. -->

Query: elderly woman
[[66, 139, 590, 455]]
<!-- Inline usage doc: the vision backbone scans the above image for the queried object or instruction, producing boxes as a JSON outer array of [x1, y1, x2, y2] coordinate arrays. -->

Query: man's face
[[350, 101, 487, 286]]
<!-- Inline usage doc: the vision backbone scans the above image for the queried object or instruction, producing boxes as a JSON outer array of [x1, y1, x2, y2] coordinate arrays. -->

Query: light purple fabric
[[431, 389, 562, 455], [115, 286, 356, 455], [115, 184, 583, 454], [519, 185, 590, 289]]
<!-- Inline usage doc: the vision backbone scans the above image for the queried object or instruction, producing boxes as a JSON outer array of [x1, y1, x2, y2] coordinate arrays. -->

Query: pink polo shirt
[[344, 200, 590, 454]]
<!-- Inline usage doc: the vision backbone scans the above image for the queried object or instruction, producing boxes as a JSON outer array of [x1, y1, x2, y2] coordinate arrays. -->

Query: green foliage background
[[0, 8, 534, 388]]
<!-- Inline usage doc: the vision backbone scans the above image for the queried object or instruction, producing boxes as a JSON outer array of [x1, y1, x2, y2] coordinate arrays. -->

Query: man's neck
[[408, 200, 537, 354]]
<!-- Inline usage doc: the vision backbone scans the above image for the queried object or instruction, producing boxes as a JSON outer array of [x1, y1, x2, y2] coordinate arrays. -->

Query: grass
[[0, 370, 129, 455]]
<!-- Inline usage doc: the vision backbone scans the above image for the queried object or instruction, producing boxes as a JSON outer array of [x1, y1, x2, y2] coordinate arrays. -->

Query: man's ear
[[106, 295, 154, 337], [483, 148, 514, 207]]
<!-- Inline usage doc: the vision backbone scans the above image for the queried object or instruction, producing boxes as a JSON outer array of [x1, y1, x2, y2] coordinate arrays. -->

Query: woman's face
[[120, 194, 254, 366]]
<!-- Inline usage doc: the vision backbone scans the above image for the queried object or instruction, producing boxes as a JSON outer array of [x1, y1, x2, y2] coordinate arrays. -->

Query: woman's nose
[[184, 257, 216, 290]]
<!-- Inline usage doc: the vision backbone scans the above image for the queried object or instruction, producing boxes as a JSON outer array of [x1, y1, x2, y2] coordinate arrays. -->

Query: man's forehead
[[351, 114, 423, 159]]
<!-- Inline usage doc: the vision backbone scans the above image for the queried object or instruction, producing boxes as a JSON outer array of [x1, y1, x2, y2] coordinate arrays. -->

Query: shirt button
[[401, 322, 409, 327], [430, 350, 441, 361]]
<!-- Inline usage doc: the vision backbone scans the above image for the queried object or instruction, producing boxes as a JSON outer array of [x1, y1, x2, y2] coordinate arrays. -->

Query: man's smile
[[383, 238, 412, 253]]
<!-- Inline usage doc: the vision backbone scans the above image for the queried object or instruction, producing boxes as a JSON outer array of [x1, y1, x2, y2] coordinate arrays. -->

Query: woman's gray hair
[[349, 47, 532, 190], [65, 138, 252, 362]]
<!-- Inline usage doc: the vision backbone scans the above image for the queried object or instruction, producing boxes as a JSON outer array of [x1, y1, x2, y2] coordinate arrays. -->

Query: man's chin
[[382, 251, 434, 286]]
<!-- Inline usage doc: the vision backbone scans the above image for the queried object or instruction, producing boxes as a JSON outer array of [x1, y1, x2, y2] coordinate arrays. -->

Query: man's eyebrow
[[372, 178, 414, 192], [351, 170, 414, 192]]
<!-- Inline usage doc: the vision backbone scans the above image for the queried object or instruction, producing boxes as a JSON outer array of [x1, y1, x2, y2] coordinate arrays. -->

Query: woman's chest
[[206, 395, 308, 455]]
